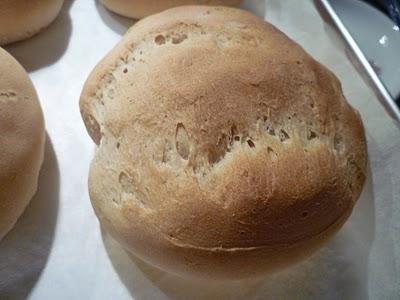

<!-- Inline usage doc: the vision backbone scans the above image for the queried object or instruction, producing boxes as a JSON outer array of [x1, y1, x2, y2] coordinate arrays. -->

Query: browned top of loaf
[[80, 6, 367, 251], [0, 47, 45, 239], [100, 0, 242, 19], [0, 0, 64, 45]]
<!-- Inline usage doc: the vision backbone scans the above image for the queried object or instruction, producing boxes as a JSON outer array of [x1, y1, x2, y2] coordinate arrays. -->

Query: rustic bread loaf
[[0, 48, 45, 240], [100, 0, 242, 18], [80, 6, 367, 279], [0, 0, 64, 45]]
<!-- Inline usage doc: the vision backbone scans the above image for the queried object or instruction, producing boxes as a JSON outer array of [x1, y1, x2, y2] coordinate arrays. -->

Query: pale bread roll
[[0, 48, 45, 240], [0, 0, 64, 45], [100, 0, 242, 18], [80, 6, 367, 279]]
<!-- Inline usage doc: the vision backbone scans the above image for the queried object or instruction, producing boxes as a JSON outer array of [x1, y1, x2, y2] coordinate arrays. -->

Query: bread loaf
[[0, 48, 45, 240], [100, 0, 242, 19], [0, 0, 64, 45], [80, 6, 367, 279]]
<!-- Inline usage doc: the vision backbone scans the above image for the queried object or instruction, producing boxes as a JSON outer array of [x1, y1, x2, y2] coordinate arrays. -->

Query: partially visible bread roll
[[100, 0, 242, 19], [80, 6, 367, 279], [0, 0, 64, 45], [0, 48, 45, 240]]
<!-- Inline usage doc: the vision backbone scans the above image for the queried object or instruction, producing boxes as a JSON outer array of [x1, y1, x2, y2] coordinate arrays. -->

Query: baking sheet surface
[[0, 1, 399, 299]]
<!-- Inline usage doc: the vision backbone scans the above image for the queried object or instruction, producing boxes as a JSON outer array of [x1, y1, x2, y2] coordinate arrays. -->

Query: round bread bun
[[0, 48, 45, 240], [0, 0, 64, 45], [100, 0, 242, 19], [80, 6, 367, 279]]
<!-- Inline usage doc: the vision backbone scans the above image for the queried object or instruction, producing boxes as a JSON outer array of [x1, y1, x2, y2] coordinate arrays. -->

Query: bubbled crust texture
[[0, 48, 45, 240], [0, 0, 64, 45], [100, 0, 241, 19], [80, 7, 367, 278]]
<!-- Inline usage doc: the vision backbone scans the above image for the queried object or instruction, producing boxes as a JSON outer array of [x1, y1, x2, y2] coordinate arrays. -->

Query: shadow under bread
[[0, 135, 60, 300], [5, 0, 75, 72]]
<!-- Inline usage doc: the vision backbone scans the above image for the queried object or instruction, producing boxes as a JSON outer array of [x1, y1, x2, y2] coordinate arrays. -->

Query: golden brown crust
[[80, 6, 367, 278], [100, 0, 242, 18], [0, 0, 64, 45], [0, 47, 45, 240]]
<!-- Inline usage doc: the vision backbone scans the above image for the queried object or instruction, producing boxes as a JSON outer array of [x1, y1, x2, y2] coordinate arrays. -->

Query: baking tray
[[319, 0, 400, 125], [0, 1, 399, 299]]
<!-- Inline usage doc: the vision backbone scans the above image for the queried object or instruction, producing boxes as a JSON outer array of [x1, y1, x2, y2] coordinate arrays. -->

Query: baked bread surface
[[100, 0, 242, 18], [80, 6, 367, 278], [0, 48, 45, 240], [0, 0, 64, 45]]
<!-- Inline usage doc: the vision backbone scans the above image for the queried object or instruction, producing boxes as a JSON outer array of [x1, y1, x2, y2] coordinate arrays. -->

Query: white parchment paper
[[0, 0, 399, 299]]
